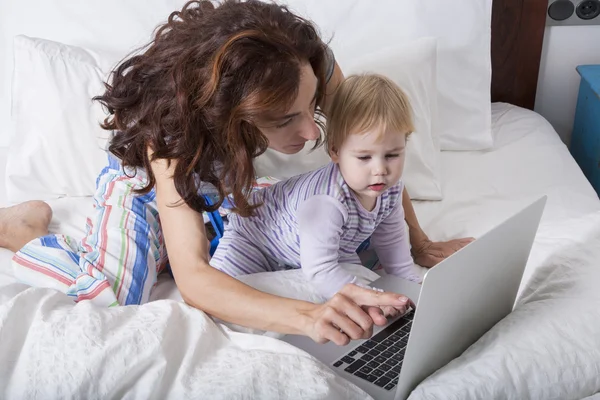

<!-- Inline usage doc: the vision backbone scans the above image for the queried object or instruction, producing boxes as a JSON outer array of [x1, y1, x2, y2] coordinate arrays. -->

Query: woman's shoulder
[[252, 142, 330, 181]]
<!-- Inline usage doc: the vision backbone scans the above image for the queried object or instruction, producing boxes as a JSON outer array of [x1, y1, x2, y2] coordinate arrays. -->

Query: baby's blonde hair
[[325, 74, 414, 154]]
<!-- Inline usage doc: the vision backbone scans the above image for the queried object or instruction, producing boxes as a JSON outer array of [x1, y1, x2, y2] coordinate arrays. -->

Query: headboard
[[491, 0, 547, 109]]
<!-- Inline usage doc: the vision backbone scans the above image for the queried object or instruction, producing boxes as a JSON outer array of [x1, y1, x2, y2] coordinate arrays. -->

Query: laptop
[[283, 196, 547, 400]]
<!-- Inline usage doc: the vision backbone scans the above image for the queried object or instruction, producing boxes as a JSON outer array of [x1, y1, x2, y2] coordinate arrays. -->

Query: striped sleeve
[[297, 195, 359, 298]]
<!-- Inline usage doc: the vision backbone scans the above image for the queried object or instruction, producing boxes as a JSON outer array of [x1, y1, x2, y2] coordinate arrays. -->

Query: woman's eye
[[386, 154, 400, 158], [276, 118, 293, 129]]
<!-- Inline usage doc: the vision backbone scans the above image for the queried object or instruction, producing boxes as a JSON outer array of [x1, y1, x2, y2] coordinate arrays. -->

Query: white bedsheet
[[0, 103, 599, 399], [413, 103, 600, 294]]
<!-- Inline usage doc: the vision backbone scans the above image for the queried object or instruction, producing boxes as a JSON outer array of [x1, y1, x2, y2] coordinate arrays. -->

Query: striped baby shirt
[[210, 162, 421, 298]]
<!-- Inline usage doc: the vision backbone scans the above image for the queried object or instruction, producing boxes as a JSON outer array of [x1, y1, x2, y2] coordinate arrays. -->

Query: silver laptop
[[283, 196, 547, 400]]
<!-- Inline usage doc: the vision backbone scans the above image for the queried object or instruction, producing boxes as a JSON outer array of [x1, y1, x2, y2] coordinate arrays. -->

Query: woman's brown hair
[[95, 0, 328, 216]]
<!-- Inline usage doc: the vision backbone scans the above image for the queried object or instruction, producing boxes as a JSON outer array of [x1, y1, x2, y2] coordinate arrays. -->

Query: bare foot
[[0, 201, 53, 252]]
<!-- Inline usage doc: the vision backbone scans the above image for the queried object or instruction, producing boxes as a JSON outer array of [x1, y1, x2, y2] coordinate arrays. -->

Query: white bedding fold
[[408, 211, 600, 400]]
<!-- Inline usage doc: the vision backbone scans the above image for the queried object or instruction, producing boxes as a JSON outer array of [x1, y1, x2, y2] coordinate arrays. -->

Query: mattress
[[3, 102, 596, 297], [1, 103, 599, 399]]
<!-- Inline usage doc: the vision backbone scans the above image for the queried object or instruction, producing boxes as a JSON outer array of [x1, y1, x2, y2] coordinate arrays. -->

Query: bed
[[1, 0, 600, 399]]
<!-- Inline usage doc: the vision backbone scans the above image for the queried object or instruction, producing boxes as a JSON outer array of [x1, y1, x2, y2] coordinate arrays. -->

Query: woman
[[0, 0, 471, 345]]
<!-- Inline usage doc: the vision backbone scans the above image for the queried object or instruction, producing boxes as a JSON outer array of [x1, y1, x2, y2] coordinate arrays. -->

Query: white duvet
[[0, 280, 368, 399]]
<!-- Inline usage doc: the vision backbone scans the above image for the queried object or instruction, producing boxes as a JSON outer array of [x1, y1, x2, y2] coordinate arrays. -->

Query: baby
[[210, 74, 421, 298]]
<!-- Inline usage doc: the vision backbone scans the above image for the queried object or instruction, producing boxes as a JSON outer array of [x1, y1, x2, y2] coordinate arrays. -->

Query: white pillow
[[279, 0, 493, 151], [346, 38, 441, 200], [8, 35, 440, 202], [0, 0, 189, 147], [254, 37, 442, 201], [6, 36, 109, 203], [1, 0, 491, 151]]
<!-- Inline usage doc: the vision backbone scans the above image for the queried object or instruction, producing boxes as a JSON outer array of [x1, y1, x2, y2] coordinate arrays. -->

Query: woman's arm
[[401, 187, 429, 248], [152, 157, 310, 333], [150, 156, 411, 344], [402, 188, 475, 267]]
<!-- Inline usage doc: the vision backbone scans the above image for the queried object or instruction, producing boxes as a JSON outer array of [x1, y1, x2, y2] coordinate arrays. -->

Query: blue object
[[356, 237, 371, 253], [571, 65, 600, 197], [203, 195, 225, 256]]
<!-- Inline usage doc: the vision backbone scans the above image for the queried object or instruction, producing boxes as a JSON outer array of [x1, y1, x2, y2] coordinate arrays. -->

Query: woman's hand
[[411, 237, 475, 268], [300, 284, 413, 345]]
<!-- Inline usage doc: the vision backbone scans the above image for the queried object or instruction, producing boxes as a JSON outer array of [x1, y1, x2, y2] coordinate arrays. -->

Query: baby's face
[[332, 128, 407, 210]]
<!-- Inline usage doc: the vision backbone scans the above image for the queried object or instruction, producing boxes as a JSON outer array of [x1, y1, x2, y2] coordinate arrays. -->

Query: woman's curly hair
[[94, 0, 328, 217]]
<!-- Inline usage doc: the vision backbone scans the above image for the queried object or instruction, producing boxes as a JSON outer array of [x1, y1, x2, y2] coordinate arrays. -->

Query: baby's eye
[[357, 156, 371, 161], [386, 154, 400, 158]]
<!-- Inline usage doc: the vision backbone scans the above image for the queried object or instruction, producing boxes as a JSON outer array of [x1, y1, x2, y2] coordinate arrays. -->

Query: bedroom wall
[[535, 25, 600, 145]]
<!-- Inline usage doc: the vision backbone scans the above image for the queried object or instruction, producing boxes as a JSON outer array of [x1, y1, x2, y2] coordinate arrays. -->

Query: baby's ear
[[329, 146, 340, 163]]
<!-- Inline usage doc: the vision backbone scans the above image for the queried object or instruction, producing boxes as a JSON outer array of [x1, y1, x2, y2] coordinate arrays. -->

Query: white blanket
[[408, 211, 600, 400], [0, 281, 370, 399]]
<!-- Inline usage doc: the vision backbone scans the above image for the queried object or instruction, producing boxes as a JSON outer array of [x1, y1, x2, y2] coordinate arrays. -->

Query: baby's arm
[[370, 200, 422, 283], [298, 195, 362, 298]]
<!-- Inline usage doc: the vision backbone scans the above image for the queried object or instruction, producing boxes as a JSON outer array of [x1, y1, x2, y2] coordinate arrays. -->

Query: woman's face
[[257, 63, 321, 154]]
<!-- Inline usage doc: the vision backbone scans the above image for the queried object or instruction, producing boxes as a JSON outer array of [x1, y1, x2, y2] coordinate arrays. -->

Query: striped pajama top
[[216, 161, 420, 298]]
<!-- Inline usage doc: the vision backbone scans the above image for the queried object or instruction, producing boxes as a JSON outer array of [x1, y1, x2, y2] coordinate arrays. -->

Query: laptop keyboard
[[332, 310, 414, 391]]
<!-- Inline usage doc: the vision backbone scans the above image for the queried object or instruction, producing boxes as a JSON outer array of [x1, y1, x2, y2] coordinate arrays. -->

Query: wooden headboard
[[491, 0, 548, 109]]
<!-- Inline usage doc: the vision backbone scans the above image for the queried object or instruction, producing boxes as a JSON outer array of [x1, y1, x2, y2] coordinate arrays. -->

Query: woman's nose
[[299, 116, 320, 141]]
